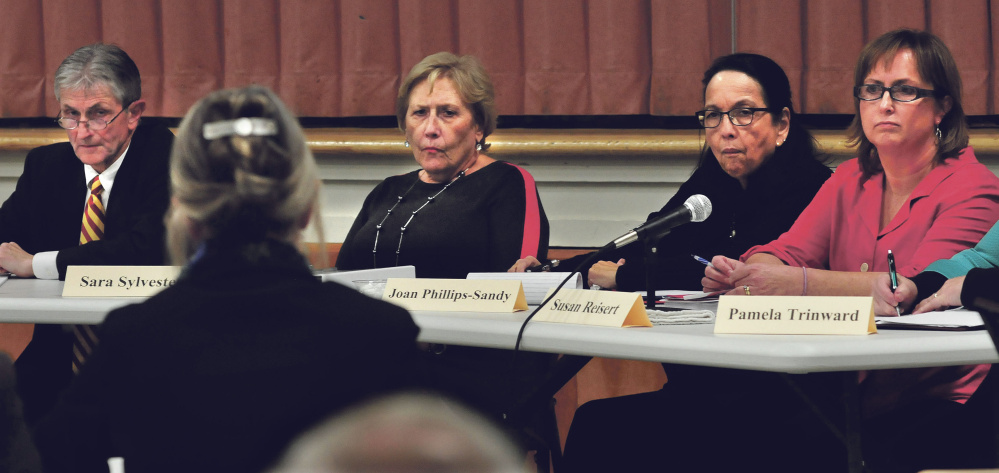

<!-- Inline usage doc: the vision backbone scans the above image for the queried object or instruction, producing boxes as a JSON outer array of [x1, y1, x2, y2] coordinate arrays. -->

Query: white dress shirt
[[32, 145, 130, 279]]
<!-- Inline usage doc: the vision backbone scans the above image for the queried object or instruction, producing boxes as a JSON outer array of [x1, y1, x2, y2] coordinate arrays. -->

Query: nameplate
[[382, 278, 528, 312], [63, 266, 182, 297], [532, 288, 651, 327], [714, 295, 876, 335]]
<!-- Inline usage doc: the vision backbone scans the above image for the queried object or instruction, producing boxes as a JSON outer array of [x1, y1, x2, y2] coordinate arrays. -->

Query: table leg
[[843, 371, 864, 473], [507, 354, 593, 472]]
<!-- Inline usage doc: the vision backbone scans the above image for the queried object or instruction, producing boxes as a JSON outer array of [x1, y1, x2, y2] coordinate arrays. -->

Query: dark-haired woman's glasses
[[854, 84, 937, 102], [695, 108, 769, 128]]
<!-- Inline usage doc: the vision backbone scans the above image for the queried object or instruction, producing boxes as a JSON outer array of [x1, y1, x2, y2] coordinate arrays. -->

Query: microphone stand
[[643, 237, 661, 310], [640, 229, 672, 310]]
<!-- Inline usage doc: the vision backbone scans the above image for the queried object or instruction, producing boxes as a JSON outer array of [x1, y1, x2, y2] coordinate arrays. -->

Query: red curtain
[[0, 0, 995, 118]]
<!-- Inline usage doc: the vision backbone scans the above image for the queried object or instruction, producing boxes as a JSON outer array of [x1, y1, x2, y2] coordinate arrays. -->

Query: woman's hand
[[508, 256, 541, 272], [588, 259, 624, 290], [871, 273, 916, 316], [702, 255, 741, 292], [726, 263, 801, 296], [912, 276, 965, 314]]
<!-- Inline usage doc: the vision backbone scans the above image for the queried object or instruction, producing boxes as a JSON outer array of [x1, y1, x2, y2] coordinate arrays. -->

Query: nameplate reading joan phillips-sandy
[[382, 279, 528, 312], [63, 266, 182, 298], [714, 295, 876, 335]]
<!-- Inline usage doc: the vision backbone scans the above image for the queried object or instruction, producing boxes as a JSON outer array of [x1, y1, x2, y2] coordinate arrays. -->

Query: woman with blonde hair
[[337, 52, 551, 421], [33, 86, 422, 473]]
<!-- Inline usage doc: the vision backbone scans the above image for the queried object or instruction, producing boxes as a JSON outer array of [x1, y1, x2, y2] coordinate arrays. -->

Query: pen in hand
[[691, 254, 714, 268], [887, 249, 901, 316]]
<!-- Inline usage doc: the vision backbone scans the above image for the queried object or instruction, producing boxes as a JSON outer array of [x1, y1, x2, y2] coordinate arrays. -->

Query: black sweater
[[562, 154, 831, 291]]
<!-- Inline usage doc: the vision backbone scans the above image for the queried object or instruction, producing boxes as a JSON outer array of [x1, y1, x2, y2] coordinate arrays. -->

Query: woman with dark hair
[[559, 53, 833, 472], [510, 53, 831, 292]]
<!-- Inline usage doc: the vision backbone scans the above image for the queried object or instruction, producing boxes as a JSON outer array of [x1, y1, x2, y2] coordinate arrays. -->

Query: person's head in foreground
[[166, 85, 322, 264], [270, 393, 527, 473]]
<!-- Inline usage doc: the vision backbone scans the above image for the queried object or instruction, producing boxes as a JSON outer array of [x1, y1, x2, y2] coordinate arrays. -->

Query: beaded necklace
[[372, 169, 468, 267]]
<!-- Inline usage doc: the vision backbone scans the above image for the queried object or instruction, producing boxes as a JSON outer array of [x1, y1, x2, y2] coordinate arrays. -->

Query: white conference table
[[3, 278, 998, 373], [4, 278, 998, 471]]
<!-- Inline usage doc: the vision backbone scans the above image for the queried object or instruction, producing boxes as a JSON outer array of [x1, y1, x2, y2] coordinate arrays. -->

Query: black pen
[[887, 249, 901, 316]]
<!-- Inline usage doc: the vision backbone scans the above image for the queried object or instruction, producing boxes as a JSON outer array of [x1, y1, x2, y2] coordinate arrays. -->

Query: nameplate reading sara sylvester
[[63, 266, 182, 298], [382, 278, 528, 312], [532, 288, 652, 327], [714, 295, 876, 335]]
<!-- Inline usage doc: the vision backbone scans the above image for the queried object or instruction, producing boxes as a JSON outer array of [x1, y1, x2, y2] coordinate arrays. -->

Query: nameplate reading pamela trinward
[[714, 295, 876, 335], [63, 266, 182, 298], [382, 279, 528, 312], [532, 288, 651, 327]]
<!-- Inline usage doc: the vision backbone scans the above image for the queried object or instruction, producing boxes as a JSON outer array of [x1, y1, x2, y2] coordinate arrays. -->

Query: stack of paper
[[466, 272, 582, 305], [875, 309, 984, 331]]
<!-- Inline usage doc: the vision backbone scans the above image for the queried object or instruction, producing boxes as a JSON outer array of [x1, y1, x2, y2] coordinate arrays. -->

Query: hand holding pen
[[872, 249, 917, 316], [872, 272, 917, 316], [887, 250, 901, 316], [698, 255, 742, 293]]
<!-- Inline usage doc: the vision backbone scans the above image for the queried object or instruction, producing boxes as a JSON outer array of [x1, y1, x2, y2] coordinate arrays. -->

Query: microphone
[[610, 194, 712, 249]]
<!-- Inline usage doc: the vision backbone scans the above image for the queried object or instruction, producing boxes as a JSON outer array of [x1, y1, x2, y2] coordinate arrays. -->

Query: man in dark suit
[[0, 43, 173, 425]]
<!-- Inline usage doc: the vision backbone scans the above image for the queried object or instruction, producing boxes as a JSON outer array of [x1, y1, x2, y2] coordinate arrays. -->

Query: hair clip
[[203, 117, 278, 140]]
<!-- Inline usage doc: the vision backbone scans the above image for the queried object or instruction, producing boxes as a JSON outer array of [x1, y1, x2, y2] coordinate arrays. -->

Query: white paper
[[318, 265, 416, 286], [653, 290, 724, 301], [646, 308, 715, 325], [466, 272, 582, 305], [875, 309, 983, 329]]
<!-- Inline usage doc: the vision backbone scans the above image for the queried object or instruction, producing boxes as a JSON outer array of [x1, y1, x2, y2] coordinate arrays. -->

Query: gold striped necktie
[[80, 176, 106, 244], [73, 176, 105, 373]]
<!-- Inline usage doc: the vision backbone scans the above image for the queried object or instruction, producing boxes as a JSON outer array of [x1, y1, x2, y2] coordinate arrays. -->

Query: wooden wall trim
[[5, 128, 999, 159], [304, 243, 592, 270]]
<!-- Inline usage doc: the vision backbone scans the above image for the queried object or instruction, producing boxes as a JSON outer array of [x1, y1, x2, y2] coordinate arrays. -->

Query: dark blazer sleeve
[[0, 158, 36, 245], [0, 146, 85, 251], [54, 124, 174, 278]]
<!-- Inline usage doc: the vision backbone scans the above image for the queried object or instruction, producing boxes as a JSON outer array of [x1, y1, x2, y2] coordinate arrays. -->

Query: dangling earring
[[404, 140, 410, 148], [935, 126, 943, 142], [475, 142, 482, 152]]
